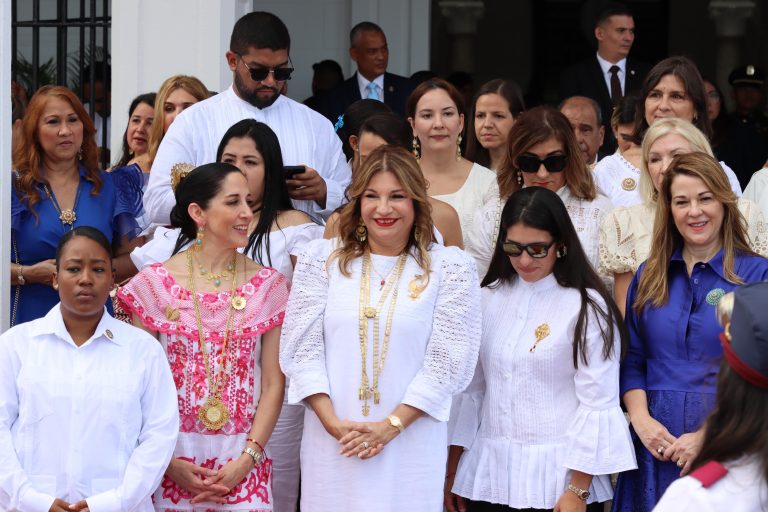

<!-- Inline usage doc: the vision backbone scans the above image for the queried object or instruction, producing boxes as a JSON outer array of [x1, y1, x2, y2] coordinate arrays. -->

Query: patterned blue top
[[612, 246, 768, 512], [10, 165, 143, 325]]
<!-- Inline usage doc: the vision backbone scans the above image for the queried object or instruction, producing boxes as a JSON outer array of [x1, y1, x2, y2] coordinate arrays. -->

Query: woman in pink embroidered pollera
[[118, 162, 287, 511]]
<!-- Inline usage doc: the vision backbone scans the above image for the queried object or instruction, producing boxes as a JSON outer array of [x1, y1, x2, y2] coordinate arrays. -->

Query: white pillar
[[1, 0, 12, 332], [110, 0, 250, 159]]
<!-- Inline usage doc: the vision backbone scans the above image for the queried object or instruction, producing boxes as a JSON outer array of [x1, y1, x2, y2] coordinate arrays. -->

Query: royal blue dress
[[10, 165, 143, 325], [611, 247, 768, 512]]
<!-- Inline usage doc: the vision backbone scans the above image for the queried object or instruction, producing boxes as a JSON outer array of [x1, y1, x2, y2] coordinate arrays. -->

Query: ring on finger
[[677, 459, 685, 468], [362, 441, 370, 450], [657, 446, 665, 455]]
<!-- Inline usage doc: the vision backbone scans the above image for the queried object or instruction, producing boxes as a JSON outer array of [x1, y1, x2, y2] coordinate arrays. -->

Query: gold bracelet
[[387, 414, 405, 433], [241, 446, 264, 466], [16, 265, 25, 286]]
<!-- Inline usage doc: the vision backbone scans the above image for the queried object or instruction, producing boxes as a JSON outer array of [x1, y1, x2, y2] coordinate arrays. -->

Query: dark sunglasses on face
[[502, 240, 555, 258], [517, 154, 568, 173], [239, 54, 294, 82]]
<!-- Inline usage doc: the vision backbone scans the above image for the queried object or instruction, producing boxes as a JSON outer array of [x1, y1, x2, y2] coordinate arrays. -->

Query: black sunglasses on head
[[239, 54, 294, 82], [502, 241, 555, 258], [517, 154, 568, 173]]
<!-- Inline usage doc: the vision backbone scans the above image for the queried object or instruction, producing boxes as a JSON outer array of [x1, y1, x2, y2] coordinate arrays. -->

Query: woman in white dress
[[280, 145, 482, 512], [446, 187, 635, 512], [0, 227, 179, 512], [599, 118, 768, 314], [407, 78, 497, 253], [468, 106, 613, 279], [128, 120, 321, 512]]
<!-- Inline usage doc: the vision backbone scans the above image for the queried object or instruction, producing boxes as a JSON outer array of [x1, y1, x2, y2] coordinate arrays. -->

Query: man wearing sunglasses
[[146, 11, 350, 226]]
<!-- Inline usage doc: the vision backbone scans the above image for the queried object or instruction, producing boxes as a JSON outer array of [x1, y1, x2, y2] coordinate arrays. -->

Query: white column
[[1, 0, 12, 331], [110, 0, 250, 159]]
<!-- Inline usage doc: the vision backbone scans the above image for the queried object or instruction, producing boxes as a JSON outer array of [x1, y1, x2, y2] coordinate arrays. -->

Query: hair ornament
[[334, 115, 345, 133], [171, 163, 196, 192]]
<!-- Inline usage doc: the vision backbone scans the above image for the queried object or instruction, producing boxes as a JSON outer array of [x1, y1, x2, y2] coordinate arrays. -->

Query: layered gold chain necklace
[[358, 251, 407, 416], [187, 249, 246, 430]]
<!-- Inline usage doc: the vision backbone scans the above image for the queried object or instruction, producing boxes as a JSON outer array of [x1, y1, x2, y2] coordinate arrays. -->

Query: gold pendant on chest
[[198, 396, 230, 431]]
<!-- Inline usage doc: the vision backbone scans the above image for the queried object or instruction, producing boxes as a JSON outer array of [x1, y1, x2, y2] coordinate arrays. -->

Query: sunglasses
[[517, 154, 568, 173], [502, 241, 555, 258], [239, 54, 294, 82]]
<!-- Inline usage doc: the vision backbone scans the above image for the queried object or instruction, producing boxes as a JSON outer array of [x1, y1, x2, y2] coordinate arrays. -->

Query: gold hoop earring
[[456, 134, 463, 161], [355, 218, 368, 243], [412, 136, 421, 159]]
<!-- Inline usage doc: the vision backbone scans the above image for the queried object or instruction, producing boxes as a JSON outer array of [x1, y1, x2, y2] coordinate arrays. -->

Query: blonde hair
[[640, 118, 714, 204], [147, 75, 209, 168], [332, 145, 433, 279], [634, 152, 753, 312]]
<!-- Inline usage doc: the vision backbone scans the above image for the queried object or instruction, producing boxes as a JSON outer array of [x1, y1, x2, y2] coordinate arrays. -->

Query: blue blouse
[[10, 165, 143, 325], [621, 247, 768, 396]]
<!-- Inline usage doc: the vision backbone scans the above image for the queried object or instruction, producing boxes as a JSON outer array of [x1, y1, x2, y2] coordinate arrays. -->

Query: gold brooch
[[529, 323, 551, 352], [408, 275, 427, 299], [171, 163, 195, 192], [621, 178, 637, 191], [165, 304, 180, 321], [231, 295, 247, 310]]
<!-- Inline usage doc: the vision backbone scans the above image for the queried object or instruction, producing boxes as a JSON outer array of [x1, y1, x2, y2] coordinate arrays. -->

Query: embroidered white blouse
[[743, 167, 768, 221], [599, 199, 768, 275], [468, 186, 614, 279], [0, 305, 179, 512], [449, 275, 636, 508], [593, 151, 643, 207]]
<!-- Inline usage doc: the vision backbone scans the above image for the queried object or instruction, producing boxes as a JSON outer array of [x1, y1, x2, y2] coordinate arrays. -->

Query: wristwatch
[[567, 483, 590, 501], [387, 414, 405, 433], [242, 446, 264, 466]]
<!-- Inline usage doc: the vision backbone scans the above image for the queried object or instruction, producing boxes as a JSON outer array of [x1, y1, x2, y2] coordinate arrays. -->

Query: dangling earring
[[196, 226, 204, 247], [516, 171, 523, 186], [556, 245, 568, 258], [456, 134, 463, 161], [77, 147, 83, 161], [412, 136, 421, 159], [355, 218, 368, 243]]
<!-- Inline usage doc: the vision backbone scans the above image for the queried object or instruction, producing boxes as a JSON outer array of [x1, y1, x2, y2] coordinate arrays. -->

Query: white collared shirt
[[357, 72, 385, 101], [596, 53, 627, 98], [0, 304, 179, 512]]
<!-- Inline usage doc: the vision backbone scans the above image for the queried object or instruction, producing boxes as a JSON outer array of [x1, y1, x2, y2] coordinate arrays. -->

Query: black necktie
[[610, 65, 622, 105]]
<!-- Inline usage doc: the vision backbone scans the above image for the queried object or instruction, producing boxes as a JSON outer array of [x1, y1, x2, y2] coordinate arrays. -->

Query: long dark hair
[[215, 119, 294, 266], [115, 92, 156, 168], [170, 163, 244, 254], [483, 187, 627, 367], [465, 79, 525, 169], [693, 363, 768, 485]]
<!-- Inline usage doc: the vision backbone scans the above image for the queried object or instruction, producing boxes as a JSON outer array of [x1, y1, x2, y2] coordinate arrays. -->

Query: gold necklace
[[42, 182, 81, 229], [187, 249, 239, 430], [358, 251, 407, 416], [194, 252, 236, 288]]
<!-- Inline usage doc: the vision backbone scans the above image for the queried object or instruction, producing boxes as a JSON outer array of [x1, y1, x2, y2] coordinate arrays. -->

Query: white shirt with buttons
[[0, 304, 179, 512]]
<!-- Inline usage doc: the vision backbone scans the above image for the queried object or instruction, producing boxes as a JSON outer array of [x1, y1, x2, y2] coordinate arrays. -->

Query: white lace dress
[[450, 276, 636, 508], [599, 199, 768, 276], [279, 239, 482, 512], [468, 186, 614, 279]]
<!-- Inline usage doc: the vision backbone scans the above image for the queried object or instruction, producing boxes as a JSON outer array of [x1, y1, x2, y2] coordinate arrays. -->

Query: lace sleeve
[[401, 247, 482, 422], [599, 207, 637, 275], [738, 198, 768, 257], [279, 239, 332, 404]]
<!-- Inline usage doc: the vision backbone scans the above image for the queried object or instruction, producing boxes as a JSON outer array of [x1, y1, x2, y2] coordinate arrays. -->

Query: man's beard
[[234, 72, 280, 109]]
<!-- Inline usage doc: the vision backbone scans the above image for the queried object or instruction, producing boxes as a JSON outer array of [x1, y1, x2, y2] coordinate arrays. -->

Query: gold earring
[[412, 136, 421, 159], [516, 171, 523, 186], [557, 245, 567, 258], [456, 134, 463, 161], [355, 218, 368, 243], [196, 226, 204, 247]]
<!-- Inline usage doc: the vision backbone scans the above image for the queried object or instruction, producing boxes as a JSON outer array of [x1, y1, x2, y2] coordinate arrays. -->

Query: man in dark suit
[[319, 22, 415, 123], [559, 2, 650, 154]]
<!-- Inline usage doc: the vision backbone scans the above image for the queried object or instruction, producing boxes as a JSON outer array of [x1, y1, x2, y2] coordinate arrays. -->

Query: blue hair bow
[[334, 115, 344, 132]]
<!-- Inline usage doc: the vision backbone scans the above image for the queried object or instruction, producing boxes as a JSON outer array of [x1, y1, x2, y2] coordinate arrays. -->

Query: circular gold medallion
[[231, 295, 246, 310], [621, 178, 637, 191], [364, 307, 377, 319], [198, 397, 230, 431], [59, 209, 77, 225]]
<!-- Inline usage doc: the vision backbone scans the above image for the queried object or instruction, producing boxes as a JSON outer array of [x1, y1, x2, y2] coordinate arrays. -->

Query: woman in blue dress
[[10, 85, 142, 325], [612, 152, 768, 511]]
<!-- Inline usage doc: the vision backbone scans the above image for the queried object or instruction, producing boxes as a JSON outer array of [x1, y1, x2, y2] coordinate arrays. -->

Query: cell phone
[[284, 165, 306, 179]]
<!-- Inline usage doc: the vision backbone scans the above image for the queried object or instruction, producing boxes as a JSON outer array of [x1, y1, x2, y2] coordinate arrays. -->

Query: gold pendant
[[373, 390, 380, 404], [198, 396, 230, 431], [362, 403, 370, 416], [364, 307, 377, 318], [231, 295, 246, 310], [165, 304, 180, 321], [408, 275, 426, 299], [621, 177, 637, 191], [529, 323, 551, 353], [59, 208, 77, 226]]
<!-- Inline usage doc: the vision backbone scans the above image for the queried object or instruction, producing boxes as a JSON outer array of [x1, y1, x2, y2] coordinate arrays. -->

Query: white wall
[[1, 0, 12, 331]]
